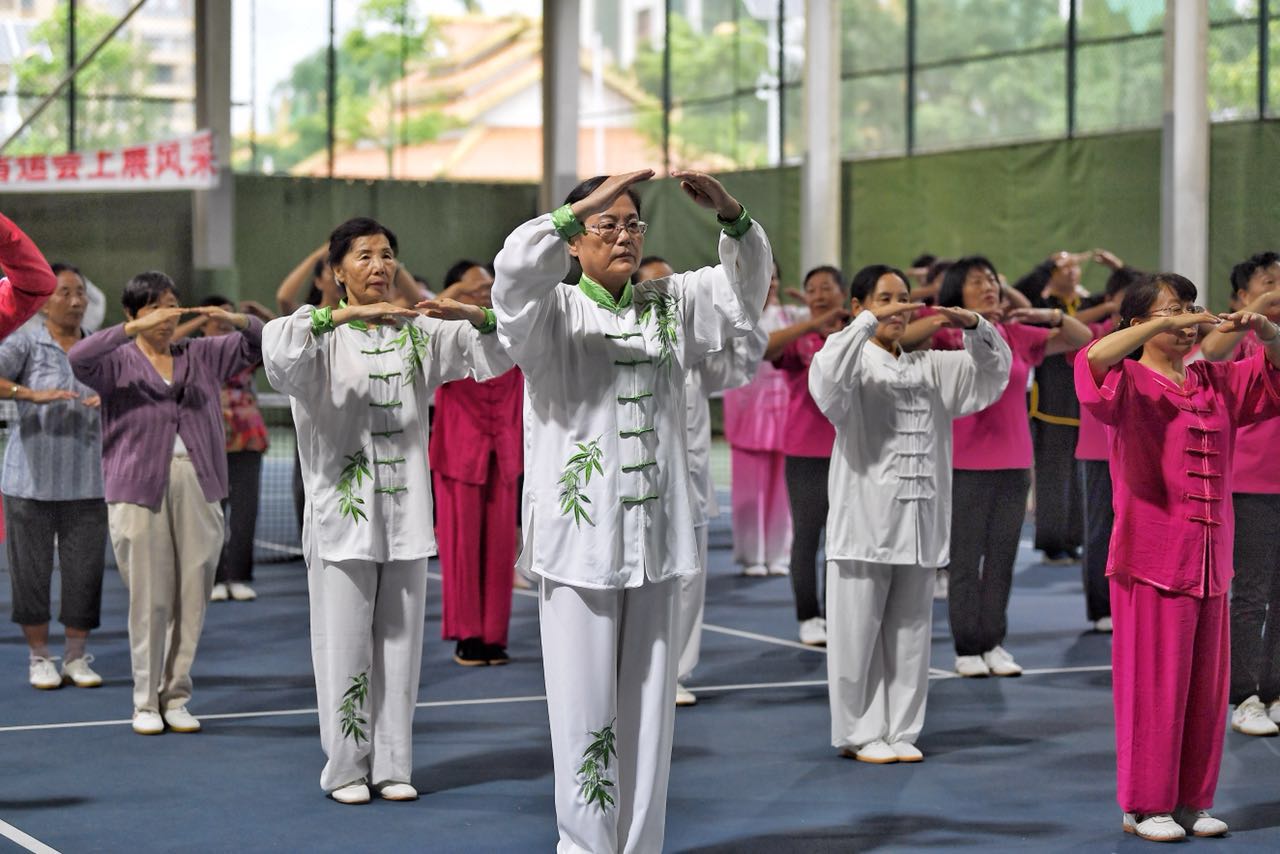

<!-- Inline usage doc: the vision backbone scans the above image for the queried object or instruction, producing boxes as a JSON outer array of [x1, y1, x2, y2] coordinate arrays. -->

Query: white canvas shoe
[[933, 570, 949, 601], [28, 655, 62, 690], [983, 645, 1023, 677], [210, 583, 228, 602], [61, 655, 102, 688], [228, 583, 257, 601], [132, 709, 164, 736], [1122, 812, 1186, 842], [1231, 695, 1278, 736], [378, 782, 418, 801], [1173, 807, 1228, 837], [954, 655, 990, 677], [798, 617, 827, 646], [848, 740, 898, 764], [1268, 698, 1280, 725], [675, 683, 698, 707], [767, 563, 790, 576], [163, 706, 202, 733], [742, 564, 768, 577], [1093, 616, 1113, 633], [889, 741, 923, 762], [331, 782, 371, 804]]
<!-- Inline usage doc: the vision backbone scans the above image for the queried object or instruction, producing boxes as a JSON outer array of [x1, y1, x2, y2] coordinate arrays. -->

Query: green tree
[[11, 4, 157, 154]]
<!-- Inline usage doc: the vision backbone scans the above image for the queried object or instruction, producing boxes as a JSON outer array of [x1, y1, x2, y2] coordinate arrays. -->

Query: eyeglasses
[[1146, 304, 1205, 318], [584, 221, 648, 241]]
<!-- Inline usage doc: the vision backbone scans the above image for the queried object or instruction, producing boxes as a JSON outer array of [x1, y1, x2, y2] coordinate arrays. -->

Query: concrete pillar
[[193, 0, 236, 299], [541, 0, 580, 212], [1160, 0, 1209, 301], [801, 0, 841, 274]]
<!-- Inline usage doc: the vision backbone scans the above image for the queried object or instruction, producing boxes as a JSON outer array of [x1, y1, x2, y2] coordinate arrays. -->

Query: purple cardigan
[[69, 318, 263, 509]]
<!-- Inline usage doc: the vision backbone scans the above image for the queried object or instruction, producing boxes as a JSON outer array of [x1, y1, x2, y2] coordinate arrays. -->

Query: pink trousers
[[729, 447, 792, 570], [1111, 576, 1229, 814], [432, 460, 517, 647]]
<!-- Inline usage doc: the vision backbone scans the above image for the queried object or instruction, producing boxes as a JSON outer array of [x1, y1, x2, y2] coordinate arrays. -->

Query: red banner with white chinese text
[[0, 130, 218, 193]]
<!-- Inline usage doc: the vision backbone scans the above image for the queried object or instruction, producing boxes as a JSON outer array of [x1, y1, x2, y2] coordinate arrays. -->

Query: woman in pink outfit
[[722, 260, 798, 577], [1076, 272, 1280, 844]]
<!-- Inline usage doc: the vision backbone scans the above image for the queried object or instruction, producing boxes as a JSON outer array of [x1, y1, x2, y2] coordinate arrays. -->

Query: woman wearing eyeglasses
[[1076, 273, 1280, 843], [491, 169, 770, 854]]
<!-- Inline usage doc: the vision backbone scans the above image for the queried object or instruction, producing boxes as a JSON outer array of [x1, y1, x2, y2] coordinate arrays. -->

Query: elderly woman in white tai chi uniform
[[262, 217, 510, 805], [492, 169, 770, 854]]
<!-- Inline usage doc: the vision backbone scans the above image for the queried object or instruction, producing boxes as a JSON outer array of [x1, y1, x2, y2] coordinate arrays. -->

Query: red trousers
[[433, 461, 517, 647], [1111, 576, 1229, 814]]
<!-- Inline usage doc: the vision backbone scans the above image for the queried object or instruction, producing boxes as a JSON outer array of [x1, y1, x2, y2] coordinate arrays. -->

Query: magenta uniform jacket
[[428, 367, 523, 485], [1074, 341, 1280, 598], [1231, 334, 1280, 495]]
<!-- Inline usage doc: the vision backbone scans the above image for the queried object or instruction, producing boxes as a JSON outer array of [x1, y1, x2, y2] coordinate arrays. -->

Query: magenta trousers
[[729, 447, 792, 569], [1111, 576, 1229, 814]]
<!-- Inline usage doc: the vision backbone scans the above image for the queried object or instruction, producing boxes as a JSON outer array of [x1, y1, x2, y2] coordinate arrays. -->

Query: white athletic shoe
[[1269, 699, 1280, 725], [61, 655, 102, 688], [798, 617, 827, 646], [954, 655, 990, 677], [378, 782, 418, 801], [934, 570, 949, 601], [331, 782, 371, 804], [1173, 807, 1228, 837], [889, 741, 923, 762], [1123, 812, 1186, 842], [1093, 616, 1113, 633], [163, 706, 202, 733], [1231, 695, 1279, 736], [767, 563, 790, 576], [675, 683, 698, 707], [132, 709, 165, 736], [742, 564, 768, 577], [849, 740, 898, 764], [228, 582, 257, 601], [983, 645, 1023, 677], [210, 583, 229, 602], [28, 655, 62, 690]]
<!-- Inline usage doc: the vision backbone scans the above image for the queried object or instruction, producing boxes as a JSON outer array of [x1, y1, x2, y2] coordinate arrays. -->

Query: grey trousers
[[4, 494, 108, 630]]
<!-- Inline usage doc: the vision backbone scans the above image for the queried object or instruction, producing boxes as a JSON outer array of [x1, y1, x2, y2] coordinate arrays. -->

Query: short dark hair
[[1229, 251, 1280, 295], [327, 217, 399, 271], [803, 264, 846, 294], [413, 273, 431, 290], [199, 293, 233, 308], [312, 258, 327, 281], [51, 262, 84, 283], [1117, 272, 1198, 334], [910, 253, 936, 269], [443, 260, 486, 289], [1013, 259, 1056, 302], [121, 271, 178, 317], [849, 264, 910, 304], [925, 258, 954, 285], [1104, 265, 1143, 298], [937, 256, 999, 308], [563, 176, 643, 220]]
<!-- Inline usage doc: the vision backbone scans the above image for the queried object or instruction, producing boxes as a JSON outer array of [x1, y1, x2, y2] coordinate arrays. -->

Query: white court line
[[700, 623, 823, 653], [0, 819, 61, 854]]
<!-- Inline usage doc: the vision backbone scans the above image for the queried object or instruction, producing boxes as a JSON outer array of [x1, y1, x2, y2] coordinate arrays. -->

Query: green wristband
[[551, 204, 585, 241], [477, 306, 497, 334], [310, 305, 335, 336], [717, 206, 752, 240]]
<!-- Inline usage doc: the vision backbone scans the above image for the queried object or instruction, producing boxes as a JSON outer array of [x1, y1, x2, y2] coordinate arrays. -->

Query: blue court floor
[[3, 522, 1280, 853]]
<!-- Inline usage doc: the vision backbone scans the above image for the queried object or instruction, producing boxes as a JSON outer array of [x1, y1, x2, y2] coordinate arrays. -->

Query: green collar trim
[[578, 274, 633, 314], [338, 299, 369, 332]]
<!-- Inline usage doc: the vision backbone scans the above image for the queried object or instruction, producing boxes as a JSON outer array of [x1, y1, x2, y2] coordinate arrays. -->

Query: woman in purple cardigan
[[69, 272, 262, 736]]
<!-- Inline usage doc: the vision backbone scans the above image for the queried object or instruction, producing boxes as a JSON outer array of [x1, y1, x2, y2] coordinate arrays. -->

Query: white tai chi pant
[[539, 576, 679, 854], [108, 456, 223, 713], [826, 559, 935, 749], [307, 549, 429, 793], [676, 525, 709, 683]]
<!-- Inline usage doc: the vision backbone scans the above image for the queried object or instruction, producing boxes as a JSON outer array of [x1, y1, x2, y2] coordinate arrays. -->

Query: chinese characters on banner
[[0, 130, 218, 193]]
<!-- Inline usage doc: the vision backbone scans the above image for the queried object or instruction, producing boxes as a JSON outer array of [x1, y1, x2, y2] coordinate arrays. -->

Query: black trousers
[[1031, 419, 1083, 554], [292, 449, 305, 538], [1080, 459, 1113, 622], [216, 451, 263, 584], [4, 495, 108, 630], [1229, 492, 1280, 705], [947, 469, 1030, 656], [784, 455, 829, 621]]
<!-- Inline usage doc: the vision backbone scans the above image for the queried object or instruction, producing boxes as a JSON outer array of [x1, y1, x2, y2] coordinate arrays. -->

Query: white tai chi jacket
[[492, 208, 771, 590], [809, 310, 1011, 568], [262, 305, 512, 564]]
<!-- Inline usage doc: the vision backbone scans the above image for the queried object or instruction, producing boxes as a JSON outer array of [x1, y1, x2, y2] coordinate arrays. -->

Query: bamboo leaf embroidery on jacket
[[339, 670, 370, 744], [558, 437, 604, 527], [577, 719, 618, 811], [336, 449, 372, 522], [392, 322, 430, 384], [639, 290, 680, 369]]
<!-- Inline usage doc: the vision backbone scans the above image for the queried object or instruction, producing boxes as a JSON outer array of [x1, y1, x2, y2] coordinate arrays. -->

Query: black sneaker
[[485, 644, 510, 666], [453, 638, 489, 667]]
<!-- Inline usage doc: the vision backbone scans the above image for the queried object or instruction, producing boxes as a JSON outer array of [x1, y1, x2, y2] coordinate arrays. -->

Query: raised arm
[[1005, 307, 1092, 356], [1214, 310, 1280, 371], [927, 308, 1012, 417], [189, 309, 264, 381], [698, 323, 768, 394], [275, 244, 328, 315], [1084, 310, 1219, 385], [808, 300, 926, 423], [0, 212, 57, 339], [1201, 291, 1280, 361]]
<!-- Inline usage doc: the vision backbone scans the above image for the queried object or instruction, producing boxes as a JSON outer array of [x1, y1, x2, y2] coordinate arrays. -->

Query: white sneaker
[[983, 645, 1023, 677], [1173, 807, 1228, 837], [798, 617, 827, 646], [163, 706, 202, 733], [228, 582, 257, 601], [934, 570, 949, 601], [377, 782, 418, 801], [742, 564, 768, 577], [132, 709, 165, 735], [889, 741, 923, 762], [1093, 616, 1113, 633], [1231, 695, 1279, 736], [847, 740, 898, 764], [331, 781, 371, 804], [1268, 698, 1280, 725], [210, 583, 228, 602], [1123, 812, 1186, 842], [767, 563, 790, 576], [955, 655, 990, 677], [61, 655, 102, 688], [28, 655, 62, 690], [675, 683, 698, 707]]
